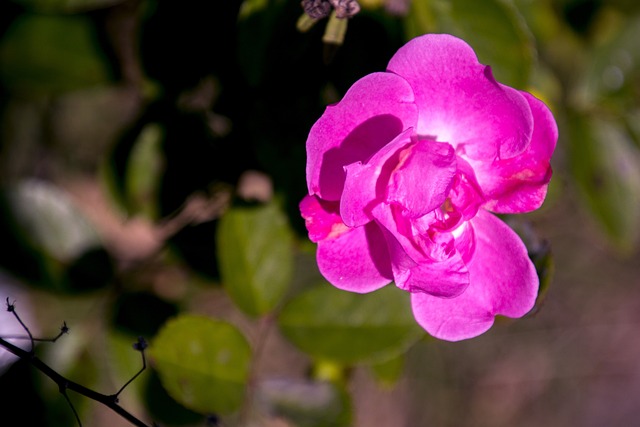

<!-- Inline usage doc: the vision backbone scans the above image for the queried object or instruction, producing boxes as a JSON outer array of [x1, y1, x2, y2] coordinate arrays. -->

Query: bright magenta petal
[[316, 222, 393, 293], [300, 195, 346, 243], [386, 34, 533, 160], [374, 206, 470, 298], [341, 129, 414, 227], [392, 241, 470, 298], [411, 210, 538, 341], [471, 92, 558, 213], [387, 139, 456, 218], [447, 157, 486, 222], [306, 72, 418, 200], [371, 203, 425, 263]]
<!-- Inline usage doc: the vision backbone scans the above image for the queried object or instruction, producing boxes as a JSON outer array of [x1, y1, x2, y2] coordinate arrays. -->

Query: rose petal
[[390, 239, 470, 298], [306, 72, 418, 200], [316, 221, 393, 293], [371, 202, 425, 263], [386, 34, 533, 160], [411, 210, 539, 341], [373, 205, 470, 298], [387, 139, 456, 218], [447, 157, 486, 222], [300, 195, 346, 243], [399, 256, 469, 298], [341, 128, 414, 227], [470, 92, 558, 213], [341, 131, 456, 227]]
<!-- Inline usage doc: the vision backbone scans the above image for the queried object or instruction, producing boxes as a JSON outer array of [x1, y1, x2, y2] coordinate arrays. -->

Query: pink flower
[[299, 34, 557, 341]]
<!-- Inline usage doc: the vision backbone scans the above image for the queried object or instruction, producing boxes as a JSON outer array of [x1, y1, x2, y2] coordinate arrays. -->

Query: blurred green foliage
[[279, 284, 423, 364], [217, 199, 294, 317], [150, 315, 252, 415], [0, 0, 639, 426]]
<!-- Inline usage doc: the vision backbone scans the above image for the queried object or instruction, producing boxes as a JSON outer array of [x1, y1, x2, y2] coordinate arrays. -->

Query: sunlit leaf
[[278, 284, 424, 364], [405, 0, 535, 88], [0, 13, 112, 94], [569, 112, 640, 253], [150, 314, 252, 415], [217, 200, 294, 317]]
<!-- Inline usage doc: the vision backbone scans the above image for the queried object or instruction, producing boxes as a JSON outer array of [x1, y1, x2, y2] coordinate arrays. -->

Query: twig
[[1, 299, 155, 427], [3, 320, 69, 342], [0, 336, 154, 427], [114, 336, 148, 398], [6, 297, 35, 353]]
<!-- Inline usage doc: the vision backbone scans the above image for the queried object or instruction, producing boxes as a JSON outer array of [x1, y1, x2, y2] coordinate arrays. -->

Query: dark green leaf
[[237, 0, 284, 87], [144, 370, 203, 426], [405, 0, 535, 88], [0, 13, 112, 94]]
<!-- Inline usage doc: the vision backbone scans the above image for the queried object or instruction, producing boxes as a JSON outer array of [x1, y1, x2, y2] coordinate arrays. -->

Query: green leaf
[[278, 284, 424, 364], [217, 200, 294, 317], [150, 314, 252, 415], [403, 0, 437, 38], [144, 370, 203, 426], [125, 123, 165, 220], [237, 0, 284, 87], [0, 13, 112, 94], [405, 0, 535, 88], [569, 112, 640, 253]]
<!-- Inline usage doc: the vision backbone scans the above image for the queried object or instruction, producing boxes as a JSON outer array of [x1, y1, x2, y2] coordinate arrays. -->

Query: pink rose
[[299, 34, 558, 341]]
